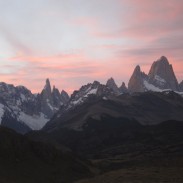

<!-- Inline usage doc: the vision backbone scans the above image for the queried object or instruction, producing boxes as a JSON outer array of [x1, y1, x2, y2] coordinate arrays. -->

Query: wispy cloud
[[0, 23, 33, 56], [0, 0, 183, 93]]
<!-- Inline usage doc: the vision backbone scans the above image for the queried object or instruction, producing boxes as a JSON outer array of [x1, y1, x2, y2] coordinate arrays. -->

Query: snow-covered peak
[[71, 80, 113, 100], [128, 56, 180, 93], [64, 80, 114, 110], [0, 79, 69, 132], [53, 80, 115, 120], [70, 82, 99, 105]]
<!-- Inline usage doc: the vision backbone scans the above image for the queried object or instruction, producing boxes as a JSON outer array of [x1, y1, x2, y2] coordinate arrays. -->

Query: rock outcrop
[[106, 78, 120, 95], [119, 82, 128, 93], [128, 65, 148, 93], [148, 56, 179, 91], [39, 79, 70, 118], [52, 86, 62, 108], [60, 90, 70, 104], [128, 56, 180, 93], [39, 79, 55, 118]]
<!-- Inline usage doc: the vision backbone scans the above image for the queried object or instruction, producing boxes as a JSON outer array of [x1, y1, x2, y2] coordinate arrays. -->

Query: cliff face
[[128, 56, 180, 93], [39, 79, 70, 118], [148, 56, 179, 91], [106, 78, 120, 95], [128, 65, 148, 93]]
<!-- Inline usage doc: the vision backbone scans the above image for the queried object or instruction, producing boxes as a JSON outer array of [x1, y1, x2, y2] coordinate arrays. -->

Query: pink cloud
[[3, 43, 183, 95], [92, 0, 183, 40], [1, 0, 183, 94], [2, 52, 110, 94]]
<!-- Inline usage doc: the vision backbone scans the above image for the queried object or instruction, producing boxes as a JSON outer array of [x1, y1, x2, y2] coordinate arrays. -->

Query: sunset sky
[[0, 0, 183, 94]]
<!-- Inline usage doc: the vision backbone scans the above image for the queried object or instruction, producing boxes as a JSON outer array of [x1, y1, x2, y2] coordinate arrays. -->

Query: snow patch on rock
[[154, 75, 166, 86], [71, 98, 83, 105], [144, 80, 162, 92], [102, 97, 108, 100], [18, 112, 49, 130], [87, 88, 98, 95], [20, 94, 26, 102], [143, 80, 183, 97]]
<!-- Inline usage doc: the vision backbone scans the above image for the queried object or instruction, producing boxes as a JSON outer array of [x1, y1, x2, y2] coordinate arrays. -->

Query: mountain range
[[0, 79, 69, 133], [128, 56, 180, 92], [0, 56, 182, 133]]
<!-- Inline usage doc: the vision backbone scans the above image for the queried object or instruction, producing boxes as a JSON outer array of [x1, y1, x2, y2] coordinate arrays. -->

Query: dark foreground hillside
[[28, 117, 183, 183], [0, 127, 91, 183], [75, 119, 183, 183], [1, 116, 183, 182]]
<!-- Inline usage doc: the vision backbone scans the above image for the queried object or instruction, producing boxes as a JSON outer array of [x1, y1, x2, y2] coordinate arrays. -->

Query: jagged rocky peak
[[0, 82, 35, 104], [90, 80, 115, 97], [52, 86, 70, 105], [0, 82, 16, 94], [93, 80, 100, 87], [0, 78, 71, 133], [39, 79, 54, 118], [52, 85, 60, 96], [39, 79, 71, 118], [128, 65, 147, 93], [0, 82, 46, 133], [179, 81, 183, 92], [148, 56, 179, 91], [119, 82, 128, 93], [60, 90, 70, 104], [106, 77, 120, 95], [134, 65, 141, 73], [69, 80, 115, 107], [106, 77, 116, 86], [41, 78, 53, 103], [70, 81, 100, 100], [15, 85, 35, 100], [44, 78, 52, 93], [52, 85, 62, 108], [158, 56, 169, 64]]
